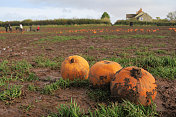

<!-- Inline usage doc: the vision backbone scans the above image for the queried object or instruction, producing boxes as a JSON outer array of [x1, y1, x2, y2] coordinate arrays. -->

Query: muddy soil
[[0, 26, 176, 117]]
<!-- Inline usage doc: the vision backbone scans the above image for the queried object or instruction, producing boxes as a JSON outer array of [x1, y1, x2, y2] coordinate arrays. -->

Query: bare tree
[[167, 11, 176, 20]]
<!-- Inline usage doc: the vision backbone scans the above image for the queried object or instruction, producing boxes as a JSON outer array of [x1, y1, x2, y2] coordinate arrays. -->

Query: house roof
[[135, 12, 144, 18], [126, 14, 137, 19], [126, 8, 152, 20]]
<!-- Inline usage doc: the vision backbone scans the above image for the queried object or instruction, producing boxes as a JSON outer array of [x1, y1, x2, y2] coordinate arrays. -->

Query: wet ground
[[0, 25, 175, 117]]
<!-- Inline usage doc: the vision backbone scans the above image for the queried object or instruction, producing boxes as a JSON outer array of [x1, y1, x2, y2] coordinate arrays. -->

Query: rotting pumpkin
[[110, 66, 157, 106], [61, 55, 89, 81], [89, 60, 122, 87]]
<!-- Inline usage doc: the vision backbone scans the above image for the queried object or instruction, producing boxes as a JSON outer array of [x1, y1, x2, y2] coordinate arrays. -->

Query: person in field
[[9, 24, 12, 32], [5, 25, 8, 32], [30, 25, 32, 31], [19, 24, 23, 32], [37, 25, 40, 32]]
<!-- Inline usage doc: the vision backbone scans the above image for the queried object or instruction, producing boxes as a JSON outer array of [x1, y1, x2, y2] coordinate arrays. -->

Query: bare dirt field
[[0, 25, 176, 117]]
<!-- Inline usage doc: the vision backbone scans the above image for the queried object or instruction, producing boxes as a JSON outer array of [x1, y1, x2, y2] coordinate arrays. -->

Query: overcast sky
[[0, 0, 175, 23]]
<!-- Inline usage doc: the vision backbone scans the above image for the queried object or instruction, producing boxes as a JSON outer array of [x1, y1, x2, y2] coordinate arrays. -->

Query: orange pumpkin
[[61, 55, 89, 81], [110, 66, 157, 106], [89, 60, 122, 87]]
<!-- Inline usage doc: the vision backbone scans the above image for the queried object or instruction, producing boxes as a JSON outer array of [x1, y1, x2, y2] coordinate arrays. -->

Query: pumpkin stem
[[104, 61, 110, 64], [130, 68, 142, 79], [70, 58, 74, 63]]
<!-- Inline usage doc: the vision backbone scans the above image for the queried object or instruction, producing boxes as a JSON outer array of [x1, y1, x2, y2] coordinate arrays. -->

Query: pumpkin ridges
[[61, 55, 89, 81]]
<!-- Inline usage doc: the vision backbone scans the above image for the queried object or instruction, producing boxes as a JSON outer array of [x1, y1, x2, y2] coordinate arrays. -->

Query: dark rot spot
[[124, 78, 132, 88], [104, 61, 110, 64], [130, 68, 142, 79], [124, 78, 130, 84], [99, 76, 107, 80], [70, 58, 74, 63], [147, 99, 149, 103], [112, 76, 116, 81], [146, 91, 153, 100]]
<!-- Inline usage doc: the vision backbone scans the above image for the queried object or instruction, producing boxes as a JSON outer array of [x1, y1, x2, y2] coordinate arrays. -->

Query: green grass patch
[[89, 46, 95, 50], [48, 98, 84, 117], [107, 55, 176, 79], [157, 43, 166, 47], [135, 50, 154, 56], [89, 100, 157, 117], [0, 60, 34, 81], [38, 36, 85, 43], [0, 60, 10, 76], [42, 78, 89, 94], [19, 103, 34, 112], [0, 36, 6, 39], [48, 99, 157, 117], [11, 60, 32, 81], [81, 55, 97, 66], [34, 56, 60, 69], [26, 73, 39, 81], [28, 84, 39, 91], [91, 35, 118, 40], [154, 49, 168, 54], [42, 78, 70, 94], [0, 85, 22, 101], [87, 88, 111, 102], [90, 34, 167, 40]]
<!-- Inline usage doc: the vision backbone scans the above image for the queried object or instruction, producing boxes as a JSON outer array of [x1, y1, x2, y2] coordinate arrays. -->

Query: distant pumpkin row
[[61, 55, 157, 106]]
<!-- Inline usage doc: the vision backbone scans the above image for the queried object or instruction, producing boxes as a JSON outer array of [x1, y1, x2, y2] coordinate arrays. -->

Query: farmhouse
[[126, 8, 153, 21]]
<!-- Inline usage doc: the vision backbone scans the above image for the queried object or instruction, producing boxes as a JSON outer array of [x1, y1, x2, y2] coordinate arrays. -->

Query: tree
[[167, 11, 176, 21], [101, 12, 110, 19]]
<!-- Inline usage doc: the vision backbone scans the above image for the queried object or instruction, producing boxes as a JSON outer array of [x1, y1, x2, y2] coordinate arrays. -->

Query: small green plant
[[28, 84, 38, 91], [56, 98, 84, 117], [42, 78, 70, 94], [11, 60, 32, 80], [0, 60, 10, 76], [0, 77, 7, 86], [26, 73, 39, 81], [34, 56, 59, 69], [19, 104, 34, 112], [0, 85, 22, 101], [89, 46, 95, 50]]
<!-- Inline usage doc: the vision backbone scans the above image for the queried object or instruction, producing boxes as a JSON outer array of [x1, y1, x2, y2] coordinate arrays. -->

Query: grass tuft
[[0, 85, 22, 101]]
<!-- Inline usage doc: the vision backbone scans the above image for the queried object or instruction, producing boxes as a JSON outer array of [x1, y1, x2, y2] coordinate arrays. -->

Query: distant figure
[[19, 24, 23, 32], [9, 24, 12, 32], [130, 22, 133, 27], [29, 25, 32, 31], [16, 27, 20, 30], [5, 25, 8, 32], [37, 25, 40, 32]]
